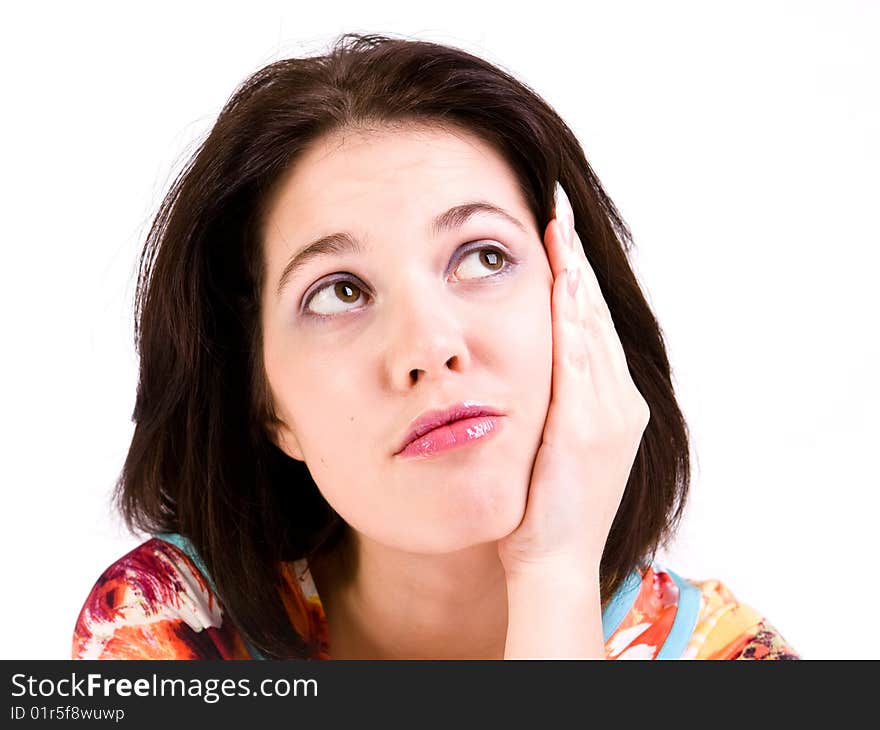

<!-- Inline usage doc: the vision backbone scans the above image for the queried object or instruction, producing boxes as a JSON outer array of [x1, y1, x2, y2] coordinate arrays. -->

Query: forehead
[[262, 123, 532, 242]]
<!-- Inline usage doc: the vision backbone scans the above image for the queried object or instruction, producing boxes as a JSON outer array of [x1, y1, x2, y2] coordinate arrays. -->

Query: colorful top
[[72, 535, 799, 660]]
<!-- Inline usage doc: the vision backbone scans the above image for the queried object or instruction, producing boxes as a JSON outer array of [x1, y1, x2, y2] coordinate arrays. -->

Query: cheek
[[272, 350, 361, 446], [276, 363, 384, 541], [498, 274, 554, 409], [266, 339, 379, 497]]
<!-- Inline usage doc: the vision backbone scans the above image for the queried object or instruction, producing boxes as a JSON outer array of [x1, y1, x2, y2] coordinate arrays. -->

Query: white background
[[1, 1, 877, 659]]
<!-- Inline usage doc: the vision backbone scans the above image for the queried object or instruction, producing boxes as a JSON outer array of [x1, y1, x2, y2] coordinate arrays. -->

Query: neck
[[309, 530, 510, 660]]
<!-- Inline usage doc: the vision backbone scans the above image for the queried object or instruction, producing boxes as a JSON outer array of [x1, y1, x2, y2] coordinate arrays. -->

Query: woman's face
[[260, 124, 553, 554]]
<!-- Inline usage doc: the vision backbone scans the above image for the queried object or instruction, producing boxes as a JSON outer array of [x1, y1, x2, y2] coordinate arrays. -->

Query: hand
[[497, 182, 651, 581]]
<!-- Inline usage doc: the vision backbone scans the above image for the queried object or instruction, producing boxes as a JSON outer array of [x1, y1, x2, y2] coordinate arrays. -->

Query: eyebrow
[[275, 201, 527, 297]]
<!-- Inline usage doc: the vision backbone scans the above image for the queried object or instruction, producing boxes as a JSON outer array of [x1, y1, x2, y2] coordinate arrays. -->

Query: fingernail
[[553, 181, 575, 248], [567, 266, 581, 296]]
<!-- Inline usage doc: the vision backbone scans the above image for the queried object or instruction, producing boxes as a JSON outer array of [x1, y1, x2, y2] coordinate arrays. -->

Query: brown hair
[[117, 32, 690, 658]]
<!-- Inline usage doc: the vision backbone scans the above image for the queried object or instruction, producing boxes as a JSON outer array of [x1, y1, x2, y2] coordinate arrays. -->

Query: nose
[[383, 284, 471, 391]]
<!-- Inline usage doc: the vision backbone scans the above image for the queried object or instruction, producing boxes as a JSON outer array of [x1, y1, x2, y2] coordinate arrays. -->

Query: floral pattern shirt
[[72, 535, 799, 660]]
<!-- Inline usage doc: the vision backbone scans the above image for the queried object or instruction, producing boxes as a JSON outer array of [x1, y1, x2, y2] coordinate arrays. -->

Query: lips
[[395, 401, 503, 456]]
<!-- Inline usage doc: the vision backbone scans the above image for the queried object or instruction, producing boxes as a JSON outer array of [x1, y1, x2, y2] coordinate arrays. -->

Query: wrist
[[505, 563, 601, 610], [504, 564, 605, 660], [503, 556, 601, 590]]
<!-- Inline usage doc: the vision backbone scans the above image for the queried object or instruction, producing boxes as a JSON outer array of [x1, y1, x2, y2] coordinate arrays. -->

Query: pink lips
[[395, 402, 504, 459]]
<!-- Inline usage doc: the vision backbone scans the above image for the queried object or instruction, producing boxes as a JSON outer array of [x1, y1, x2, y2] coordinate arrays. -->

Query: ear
[[269, 418, 306, 462]]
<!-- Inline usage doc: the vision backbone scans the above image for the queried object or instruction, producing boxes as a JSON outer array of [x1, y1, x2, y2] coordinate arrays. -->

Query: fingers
[[549, 254, 592, 410], [552, 182, 614, 327], [548, 181, 632, 390]]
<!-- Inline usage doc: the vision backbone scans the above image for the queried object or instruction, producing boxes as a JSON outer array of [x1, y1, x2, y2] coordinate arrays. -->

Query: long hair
[[117, 32, 691, 658]]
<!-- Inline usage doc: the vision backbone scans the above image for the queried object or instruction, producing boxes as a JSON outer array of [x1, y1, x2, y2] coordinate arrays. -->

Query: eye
[[453, 245, 509, 281], [304, 278, 367, 317]]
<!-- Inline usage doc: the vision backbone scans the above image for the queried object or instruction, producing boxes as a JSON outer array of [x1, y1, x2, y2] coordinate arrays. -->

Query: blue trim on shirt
[[154, 533, 217, 593], [655, 568, 702, 660], [601, 568, 644, 642], [153, 532, 267, 660]]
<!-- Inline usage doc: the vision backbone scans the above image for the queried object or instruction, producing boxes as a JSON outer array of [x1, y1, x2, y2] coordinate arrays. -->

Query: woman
[[72, 33, 798, 660]]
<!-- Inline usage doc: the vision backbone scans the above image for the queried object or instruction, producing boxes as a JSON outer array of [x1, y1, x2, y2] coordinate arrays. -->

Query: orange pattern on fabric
[[605, 566, 678, 659], [72, 540, 799, 660]]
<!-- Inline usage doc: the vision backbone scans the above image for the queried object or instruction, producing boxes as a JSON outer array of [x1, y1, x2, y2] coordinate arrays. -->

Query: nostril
[[406, 356, 457, 385]]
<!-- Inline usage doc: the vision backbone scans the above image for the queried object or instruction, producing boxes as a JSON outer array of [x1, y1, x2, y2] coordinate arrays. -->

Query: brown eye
[[305, 278, 366, 316], [334, 281, 360, 303], [480, 250, 503, 271], [453, 246, 508, 280]]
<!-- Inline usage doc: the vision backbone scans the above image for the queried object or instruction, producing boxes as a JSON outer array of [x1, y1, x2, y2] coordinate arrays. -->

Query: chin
[[421, 480, 530, 553]]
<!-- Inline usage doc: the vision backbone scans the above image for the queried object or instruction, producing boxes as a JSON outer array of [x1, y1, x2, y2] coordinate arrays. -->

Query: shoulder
[[604, 564, 800, 660], [72, 537, 250, 659], [680, 572, 800, 660]]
